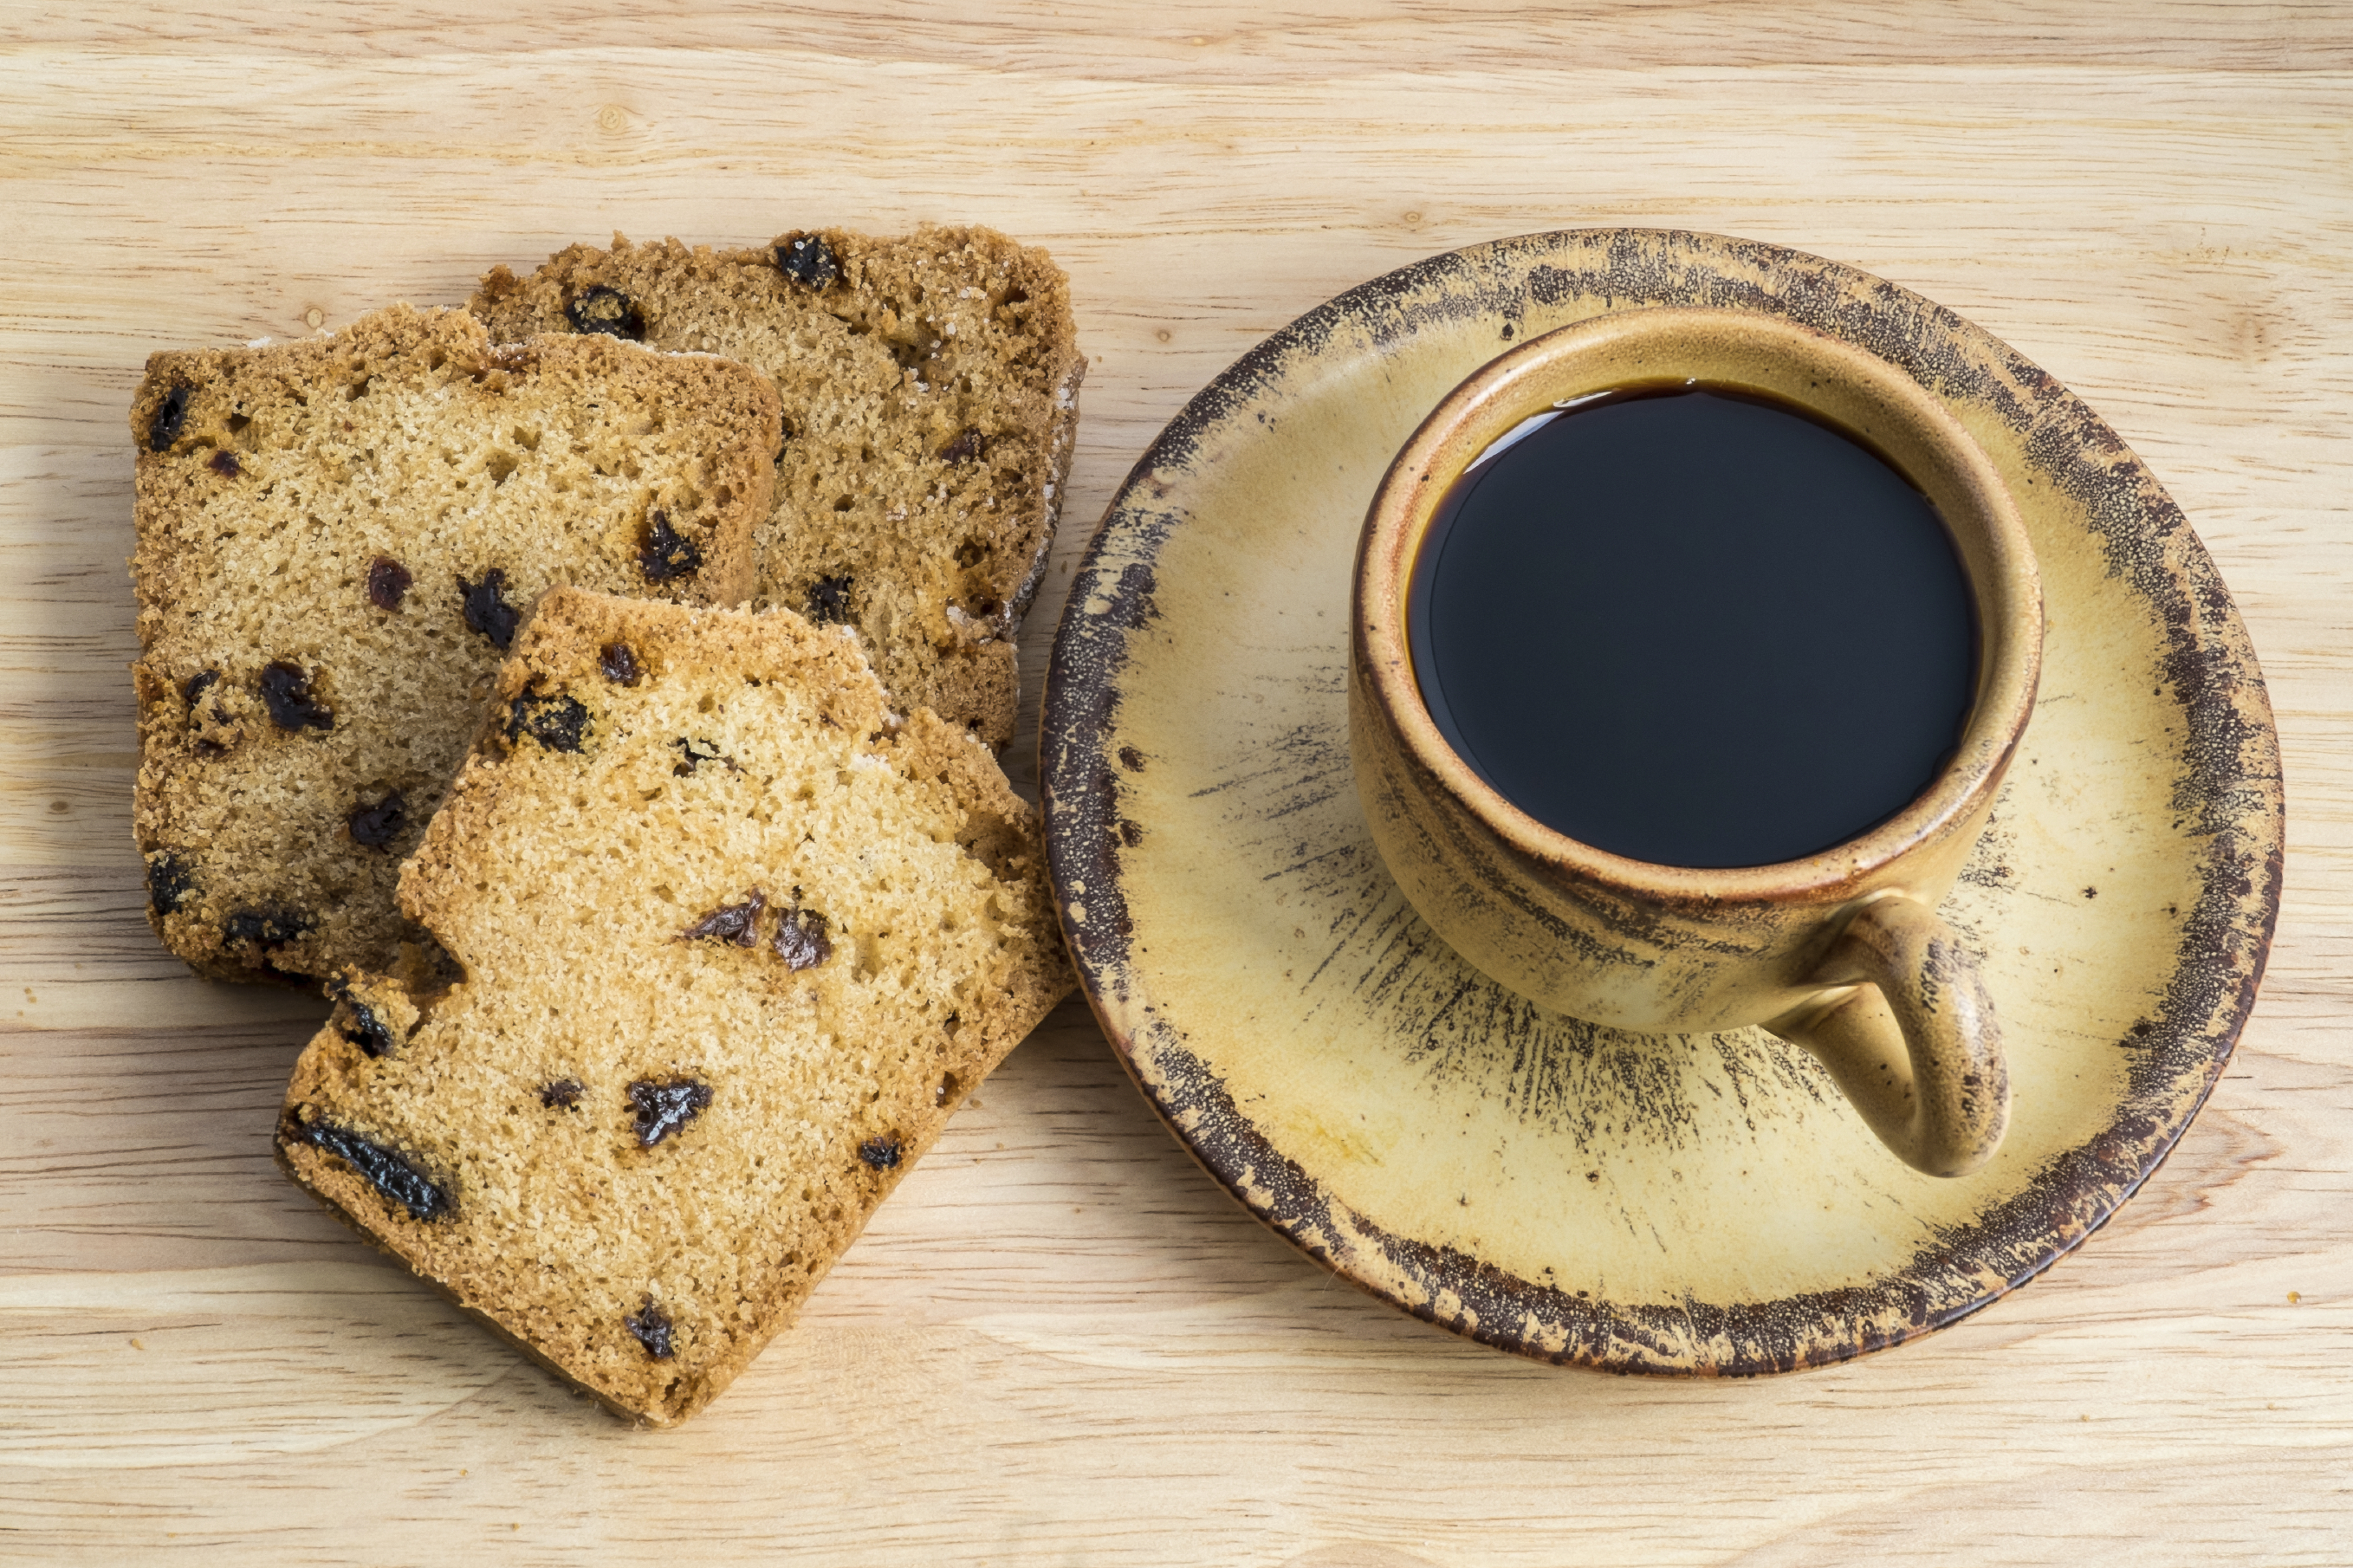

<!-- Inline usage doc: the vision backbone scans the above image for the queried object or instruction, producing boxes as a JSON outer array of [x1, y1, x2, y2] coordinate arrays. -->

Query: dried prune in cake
[[506, 690, 589, 752], [459, 568, 522, 650], [464, 224, 1084, 752], [258, 662, 334, 732], [129, 305, 778, 989], [625, 1299, 676, 1359], [297, 1119, 455, 1222], [806, 574, 852, 625], [347, 791, 405, 849], [148, 385, 191, 451], [334, 988, 399, 1059], [677, 892, 764, 947], [224, 906, 314, 949], [271, 588, 1070, 1427], [638, 511, 702, 584], [629, 1078, 713, 1148], [564, 284, 645, 340], [773, 235, 839, 291], [773, 902, 831, 971], [146, 852, 196, 915], [367, 555, 413, 611], [599, 641, 640, 685], [209, 450, 241, 478]]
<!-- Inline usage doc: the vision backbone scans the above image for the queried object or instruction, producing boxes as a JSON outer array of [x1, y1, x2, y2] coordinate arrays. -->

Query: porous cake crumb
[[470, 224, 1084, 749], [131, 305, 780, 985], [275, 587, 1072, 1426]]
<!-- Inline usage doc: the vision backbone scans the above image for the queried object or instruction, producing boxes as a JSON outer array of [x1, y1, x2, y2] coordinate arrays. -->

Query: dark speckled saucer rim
[[1040, 227, 2285, 1376]]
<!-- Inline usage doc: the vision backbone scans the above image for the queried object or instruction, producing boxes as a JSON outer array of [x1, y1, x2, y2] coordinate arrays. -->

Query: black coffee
[[1407, 383, 1977, 869]]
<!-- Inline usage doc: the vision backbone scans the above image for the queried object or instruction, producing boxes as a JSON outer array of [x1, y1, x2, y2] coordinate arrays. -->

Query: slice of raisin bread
[[131, 304, 781, 987], [469, 224, 1084, 751], [274, 586, 1073, 1427]]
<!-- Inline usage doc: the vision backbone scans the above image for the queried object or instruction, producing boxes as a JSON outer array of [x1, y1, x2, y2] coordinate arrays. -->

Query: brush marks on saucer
[[1043, 227, 2282, 1374]]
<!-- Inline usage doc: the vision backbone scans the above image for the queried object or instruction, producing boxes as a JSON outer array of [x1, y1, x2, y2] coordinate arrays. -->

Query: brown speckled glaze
[[1351, 307, 2044, 1178], [1042, 230, 2282, 1375]]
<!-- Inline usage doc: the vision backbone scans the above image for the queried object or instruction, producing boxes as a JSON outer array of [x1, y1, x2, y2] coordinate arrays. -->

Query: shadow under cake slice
[[469, 224, 1085, 751], [130, 304, 781, 986], [275, 586, 1073, 1427]]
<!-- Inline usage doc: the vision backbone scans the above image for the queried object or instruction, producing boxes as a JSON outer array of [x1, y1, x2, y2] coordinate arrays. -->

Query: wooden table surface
[[4, 6, 2348, 1563]]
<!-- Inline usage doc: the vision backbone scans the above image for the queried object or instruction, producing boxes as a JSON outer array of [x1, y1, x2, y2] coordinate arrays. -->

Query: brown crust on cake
[[130, 305, 780, 987], [469, 224, 1085, 750], [275, 587, 1071, 1426]]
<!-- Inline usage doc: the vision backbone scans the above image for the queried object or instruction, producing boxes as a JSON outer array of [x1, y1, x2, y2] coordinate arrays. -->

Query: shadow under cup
[[1348, 307, 2043, 1176]]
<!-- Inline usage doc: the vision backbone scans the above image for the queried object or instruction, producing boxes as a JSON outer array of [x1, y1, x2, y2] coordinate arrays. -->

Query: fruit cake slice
[[131, 304, 781, 986], [275, 586, 1072, 1427], [469, 224, 1085, 751]]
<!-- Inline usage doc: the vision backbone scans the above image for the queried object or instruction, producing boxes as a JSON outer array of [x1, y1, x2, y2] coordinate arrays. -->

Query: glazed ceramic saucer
[[1041, 230, 2282, 1373]]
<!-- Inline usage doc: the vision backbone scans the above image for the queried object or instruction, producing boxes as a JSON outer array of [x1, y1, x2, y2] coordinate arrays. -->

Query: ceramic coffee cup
[[1350, 308, 2042, 1177]]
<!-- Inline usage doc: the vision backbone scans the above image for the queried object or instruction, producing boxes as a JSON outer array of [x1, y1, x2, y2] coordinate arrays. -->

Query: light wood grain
[[3, 6, 2349, 1562]]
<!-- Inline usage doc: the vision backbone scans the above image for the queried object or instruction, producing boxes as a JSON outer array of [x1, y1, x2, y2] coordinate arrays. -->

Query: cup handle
[[1766, 891, 2010, 1177]]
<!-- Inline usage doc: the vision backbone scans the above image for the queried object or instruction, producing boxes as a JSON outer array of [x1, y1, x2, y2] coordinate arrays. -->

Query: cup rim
[[1353, 306, 2044, 906]]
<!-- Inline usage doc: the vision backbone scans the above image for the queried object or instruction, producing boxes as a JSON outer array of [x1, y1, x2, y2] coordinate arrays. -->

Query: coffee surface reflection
[[1407, 384, 1978, 869]]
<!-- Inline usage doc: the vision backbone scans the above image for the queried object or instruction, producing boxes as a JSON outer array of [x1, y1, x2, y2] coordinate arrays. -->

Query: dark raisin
[[347, 791, 406, 850], [146, 852, 196, 915], [540, 1079, 584, 1110], [939, 428, 984, 464], [564, 284, 645, 340], [599, 641, 640, 685], [258, 662, 334, 732], [223, 905, 313, 948], [671, 737, 735, 776], [628, 1078, 713, 1148], [806, 574, 853, 625], [774, 903, 831, 971], [624, 1298, 676, 1359], [859, 1136, 903, 1170], [677, 891, 765, 948], [147, 385, 191, 451], [638, 510, 703, 583], [459, 568, 521, 649], [299, 1120, 454, 1222], [366, 555, 412, 612], [182, 670, 219, 709], [331, 986, 398, 1059], [208, 449, 242, 478], [775, 235, 839, 291], [505, 691, 590, 753]]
